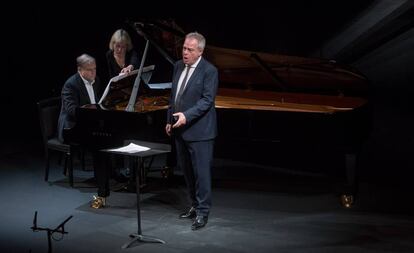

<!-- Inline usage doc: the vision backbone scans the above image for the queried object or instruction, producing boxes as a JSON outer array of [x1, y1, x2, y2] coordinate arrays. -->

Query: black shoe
[[179, 207, 196, 219], [191, 216, 208, 230]]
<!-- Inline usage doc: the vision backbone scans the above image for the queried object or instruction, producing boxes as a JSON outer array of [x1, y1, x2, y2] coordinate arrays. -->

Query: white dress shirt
[[175, 56, 201, 100], [80, 75, 96, 104]]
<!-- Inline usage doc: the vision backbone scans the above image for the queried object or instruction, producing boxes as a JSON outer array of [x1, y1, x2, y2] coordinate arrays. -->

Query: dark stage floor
[[1, 139, 414, 253]]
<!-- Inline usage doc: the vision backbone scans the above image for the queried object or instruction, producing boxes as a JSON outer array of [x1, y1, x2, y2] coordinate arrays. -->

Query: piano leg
[[345, 153, 356, 191], [340, 153, 357, 208]]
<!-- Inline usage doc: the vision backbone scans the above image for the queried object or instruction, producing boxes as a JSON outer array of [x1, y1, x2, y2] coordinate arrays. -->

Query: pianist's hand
[[172, 112, 186, 129]]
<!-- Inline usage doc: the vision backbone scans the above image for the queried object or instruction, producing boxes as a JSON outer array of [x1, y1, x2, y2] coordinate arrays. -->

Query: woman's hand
[[120, 64, 134, 74]]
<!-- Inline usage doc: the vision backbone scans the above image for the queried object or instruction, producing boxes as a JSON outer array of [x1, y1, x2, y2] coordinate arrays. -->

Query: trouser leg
[[93, 151, 110, 197], [175, 136, 197, 207], [188, 140, 214, 217]]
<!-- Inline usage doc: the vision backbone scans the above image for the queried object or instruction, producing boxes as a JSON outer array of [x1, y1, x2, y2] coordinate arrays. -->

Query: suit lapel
[[172, 62, 185, 101], [76, 73, 91, 104], [174, 64, 185, 88]]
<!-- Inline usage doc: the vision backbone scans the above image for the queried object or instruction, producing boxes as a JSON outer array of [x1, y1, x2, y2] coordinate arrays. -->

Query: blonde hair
[[109, 29, 133, 51]]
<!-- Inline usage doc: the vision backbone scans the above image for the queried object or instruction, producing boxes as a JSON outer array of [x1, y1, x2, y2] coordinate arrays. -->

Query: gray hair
[[109, 29, 133, 51], [186, 32, 206, 50], [76, 54, 95, 68]]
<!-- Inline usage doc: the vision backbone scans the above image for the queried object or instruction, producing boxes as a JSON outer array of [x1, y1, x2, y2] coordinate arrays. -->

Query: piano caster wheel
[[340, 194, 354, 208]]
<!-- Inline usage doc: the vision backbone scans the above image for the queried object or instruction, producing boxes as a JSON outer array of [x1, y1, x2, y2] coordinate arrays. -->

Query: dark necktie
[[174, 66, 190, 110]]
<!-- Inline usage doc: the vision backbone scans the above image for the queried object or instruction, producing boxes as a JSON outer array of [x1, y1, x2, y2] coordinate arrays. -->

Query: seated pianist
[[58, 53, 117, 209], [61, 53, 172, 209]]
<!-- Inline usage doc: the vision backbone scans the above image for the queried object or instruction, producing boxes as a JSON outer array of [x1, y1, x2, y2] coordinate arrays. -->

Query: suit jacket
[[167, 57, 218, 142], [57, 73, 102, 142]]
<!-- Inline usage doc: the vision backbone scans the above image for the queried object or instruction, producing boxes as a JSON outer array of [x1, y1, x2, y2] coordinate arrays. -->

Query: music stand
[[101, 140, 171, 248], [31, 211, 73, 253]]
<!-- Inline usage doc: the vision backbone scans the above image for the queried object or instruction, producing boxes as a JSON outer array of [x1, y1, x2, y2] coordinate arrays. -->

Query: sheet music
[[98, 65, 155, 104], [106, 143, 150, 153]]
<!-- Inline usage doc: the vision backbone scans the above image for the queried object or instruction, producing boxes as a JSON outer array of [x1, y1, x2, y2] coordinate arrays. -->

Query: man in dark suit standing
[[57, 54, 109, 209], [166, 32, 218, 230]]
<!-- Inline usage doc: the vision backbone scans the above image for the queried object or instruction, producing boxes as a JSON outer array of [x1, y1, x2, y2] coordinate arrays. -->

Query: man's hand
[[165, 124, 172, 136], [172, 112, 186, 128]]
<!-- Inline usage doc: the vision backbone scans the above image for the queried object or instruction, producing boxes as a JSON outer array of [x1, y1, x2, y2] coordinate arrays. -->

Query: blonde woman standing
[[105, 29, 140, 78]]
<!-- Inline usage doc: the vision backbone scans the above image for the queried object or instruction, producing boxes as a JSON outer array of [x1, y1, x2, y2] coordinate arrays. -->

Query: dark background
[[5, 1, 414, 185]]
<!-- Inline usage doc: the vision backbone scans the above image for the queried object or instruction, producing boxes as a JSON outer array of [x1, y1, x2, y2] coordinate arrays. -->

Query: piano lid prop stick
[[126, 39, 150, 112]]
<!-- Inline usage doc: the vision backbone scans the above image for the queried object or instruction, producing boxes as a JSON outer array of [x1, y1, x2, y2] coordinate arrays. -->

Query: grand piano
[[64, 20, 371, 207]]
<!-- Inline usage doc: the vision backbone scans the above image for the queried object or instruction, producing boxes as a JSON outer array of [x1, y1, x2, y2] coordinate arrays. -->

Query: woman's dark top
[[105, 49, 140, 78]]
